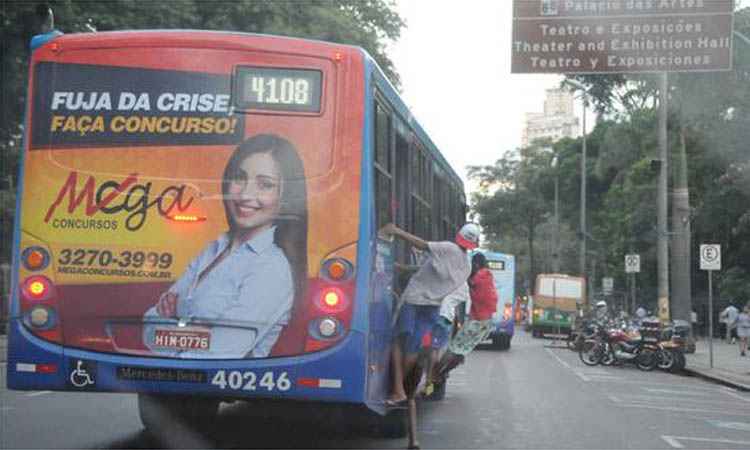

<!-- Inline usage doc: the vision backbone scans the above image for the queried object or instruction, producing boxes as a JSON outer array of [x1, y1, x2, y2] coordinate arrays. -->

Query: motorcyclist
[[595, 300, 609, 323]]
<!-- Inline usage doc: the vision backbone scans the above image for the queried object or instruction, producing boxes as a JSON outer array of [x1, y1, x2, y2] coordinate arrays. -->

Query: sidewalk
[[685, 337, 750, 391]]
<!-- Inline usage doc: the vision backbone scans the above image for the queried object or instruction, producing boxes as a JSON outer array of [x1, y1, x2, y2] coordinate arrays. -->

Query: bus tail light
[[21, 275, 55, 301], [167, 214, 207, 223], [19, 275, 62, 344], [321, 258, 354, 282], [22, 247, 50, 271], [303, 279, 355, 353], [316, 287, 348, 314]]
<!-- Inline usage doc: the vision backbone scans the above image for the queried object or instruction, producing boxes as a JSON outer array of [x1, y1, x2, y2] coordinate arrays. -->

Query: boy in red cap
[[379, 222, 479, 405]]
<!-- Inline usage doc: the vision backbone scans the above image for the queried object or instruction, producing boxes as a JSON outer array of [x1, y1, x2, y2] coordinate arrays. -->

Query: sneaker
[[742, 351, 747, 357]]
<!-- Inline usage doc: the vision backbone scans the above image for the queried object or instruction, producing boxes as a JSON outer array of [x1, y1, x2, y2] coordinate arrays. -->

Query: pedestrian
[[635, 305, 646, 325], [595, 300, 610, 323], [433, 252, 498, 380], [720, 303, 739, 344], [737, 304, 750, 357], [380, 222, 478, 406]]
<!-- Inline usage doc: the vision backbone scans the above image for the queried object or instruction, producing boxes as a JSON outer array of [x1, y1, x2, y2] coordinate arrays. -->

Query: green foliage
[[0, 0, 404, 263], [474, 8, 750, 309]]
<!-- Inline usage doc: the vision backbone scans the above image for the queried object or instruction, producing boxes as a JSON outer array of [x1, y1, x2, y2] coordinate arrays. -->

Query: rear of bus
[[482, 252, 515, 350], [6, 31, 386, 413]]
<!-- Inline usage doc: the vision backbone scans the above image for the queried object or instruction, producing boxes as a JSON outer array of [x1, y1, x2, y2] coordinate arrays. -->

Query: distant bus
[[6, 29, 467, 436], [473, 251, 515, 350], [530, 274, 585, 337]]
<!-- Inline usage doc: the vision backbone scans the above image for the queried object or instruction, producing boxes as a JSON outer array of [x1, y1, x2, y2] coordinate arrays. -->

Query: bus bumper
[[6, 320, 369, 404]]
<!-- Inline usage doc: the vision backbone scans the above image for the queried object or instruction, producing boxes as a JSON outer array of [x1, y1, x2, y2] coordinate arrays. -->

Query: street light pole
[[580, 94, 588, 305], [554, 155, 560, 273], [563, 79, 590, 306], [657, 73, 670, 323]]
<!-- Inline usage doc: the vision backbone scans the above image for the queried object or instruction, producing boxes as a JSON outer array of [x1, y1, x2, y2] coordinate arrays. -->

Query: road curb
[[683, 367, 750, 392]]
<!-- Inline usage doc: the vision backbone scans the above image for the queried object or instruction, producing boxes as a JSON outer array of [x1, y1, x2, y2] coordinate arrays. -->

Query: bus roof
[[36, 29, 465, 194]]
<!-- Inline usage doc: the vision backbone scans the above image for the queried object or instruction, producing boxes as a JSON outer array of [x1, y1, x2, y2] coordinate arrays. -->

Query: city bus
[[474, 251, 515, 350], [5, 29, 467, 435], [529, 274, 585, 338]]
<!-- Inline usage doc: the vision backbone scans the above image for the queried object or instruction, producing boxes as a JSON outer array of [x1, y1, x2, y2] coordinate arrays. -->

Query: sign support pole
[[708, 270, 714, 369], [700, 244, 720, 369]]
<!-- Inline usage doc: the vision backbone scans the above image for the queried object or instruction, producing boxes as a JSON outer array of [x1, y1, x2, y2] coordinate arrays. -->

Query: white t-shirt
[[722, 306, 739, 325], [401, 241, 471, 307], [439, 282, 470, 322]]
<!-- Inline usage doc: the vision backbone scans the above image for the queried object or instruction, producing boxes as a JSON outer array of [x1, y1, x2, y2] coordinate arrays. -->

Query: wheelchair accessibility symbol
[[69, 360, 96, 388]]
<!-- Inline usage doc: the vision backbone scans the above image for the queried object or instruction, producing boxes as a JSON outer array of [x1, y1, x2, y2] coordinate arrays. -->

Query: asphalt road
[[2, 331, 750, 449]]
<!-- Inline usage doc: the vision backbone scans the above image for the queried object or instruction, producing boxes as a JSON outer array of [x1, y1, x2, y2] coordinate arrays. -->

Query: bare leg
[[404, 354, 423, 450], [407, 398, 419, 449], [424, 349, 439, 390], [389, 341, 407, 402]]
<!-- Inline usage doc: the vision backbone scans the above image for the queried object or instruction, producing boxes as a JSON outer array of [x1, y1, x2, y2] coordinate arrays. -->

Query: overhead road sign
[[511, 0, 734, 74]]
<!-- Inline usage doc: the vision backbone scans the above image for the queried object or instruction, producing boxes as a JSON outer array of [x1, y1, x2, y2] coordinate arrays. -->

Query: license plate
[[154, 328, 210, 351]]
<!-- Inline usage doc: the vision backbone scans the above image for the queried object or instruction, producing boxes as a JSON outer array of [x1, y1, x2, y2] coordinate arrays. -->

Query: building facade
[[521, 88, 579, 147]]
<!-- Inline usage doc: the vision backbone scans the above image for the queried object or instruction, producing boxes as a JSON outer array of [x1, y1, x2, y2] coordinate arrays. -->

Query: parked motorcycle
[[579, 320, 659, 371], [567, 319, 599, 351], [656, 323, 687, 373]]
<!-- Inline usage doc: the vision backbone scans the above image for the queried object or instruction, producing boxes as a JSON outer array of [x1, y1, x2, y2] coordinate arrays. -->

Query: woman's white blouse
[[143, 226, 294, 358]]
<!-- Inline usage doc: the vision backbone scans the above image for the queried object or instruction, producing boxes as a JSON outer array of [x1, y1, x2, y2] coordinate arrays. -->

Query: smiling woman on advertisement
[[142, 134, 308, 358]]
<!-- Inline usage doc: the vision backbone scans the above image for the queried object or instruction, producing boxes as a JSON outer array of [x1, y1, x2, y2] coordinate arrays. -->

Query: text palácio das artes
[[520, 0, 724, 17]]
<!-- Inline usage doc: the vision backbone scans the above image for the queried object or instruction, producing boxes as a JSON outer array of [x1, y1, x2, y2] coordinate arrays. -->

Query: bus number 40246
[[211, 370, 291, 392]]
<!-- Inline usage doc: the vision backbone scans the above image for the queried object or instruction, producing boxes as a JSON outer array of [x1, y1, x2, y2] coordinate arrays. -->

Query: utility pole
[[671, 128, 692, 324], [580, 95, 588, 305], [553, 154, 560, 273], [657, 73, 670, 323]]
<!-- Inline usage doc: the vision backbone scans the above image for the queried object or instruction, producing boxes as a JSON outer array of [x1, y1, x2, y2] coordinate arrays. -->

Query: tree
[[0, 0, 405, 262], [469, 146, 554, 290]]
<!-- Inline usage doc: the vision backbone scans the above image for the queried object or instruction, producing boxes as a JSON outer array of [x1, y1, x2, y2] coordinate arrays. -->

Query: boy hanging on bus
[[435, 253, 498, 379], [379, 222, 479, 406]]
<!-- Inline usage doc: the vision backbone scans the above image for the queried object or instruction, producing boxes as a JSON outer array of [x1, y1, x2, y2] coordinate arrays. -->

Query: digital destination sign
[[234, 67, 322, 113]]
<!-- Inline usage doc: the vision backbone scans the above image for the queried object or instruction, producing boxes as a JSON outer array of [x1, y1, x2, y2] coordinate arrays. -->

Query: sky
[[388, 0, 748, 189], [388, 0, 565, 187]]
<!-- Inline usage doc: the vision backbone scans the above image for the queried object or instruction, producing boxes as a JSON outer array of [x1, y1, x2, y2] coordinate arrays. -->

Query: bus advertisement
[[475, 251, 515, 350], [529, 274, 585, 338], [6, 30, 466, 434]]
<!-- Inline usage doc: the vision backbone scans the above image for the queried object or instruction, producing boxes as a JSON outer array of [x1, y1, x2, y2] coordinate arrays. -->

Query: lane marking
[[707, 420, 750, 431], [644, 388, 713, 397], [610, 393, 750, 409], [613, 401, 750, 416], [26, 391, 52, 397], [662, 436, 750, 448], [661, 436, 685, 449], [721, 388, 750, 403], [545, 348, 590, 381]]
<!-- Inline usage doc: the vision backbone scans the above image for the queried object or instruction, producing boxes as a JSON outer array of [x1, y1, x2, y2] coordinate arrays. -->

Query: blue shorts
[[396, 303, 439, 354], [431, 317, 452, 349]]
